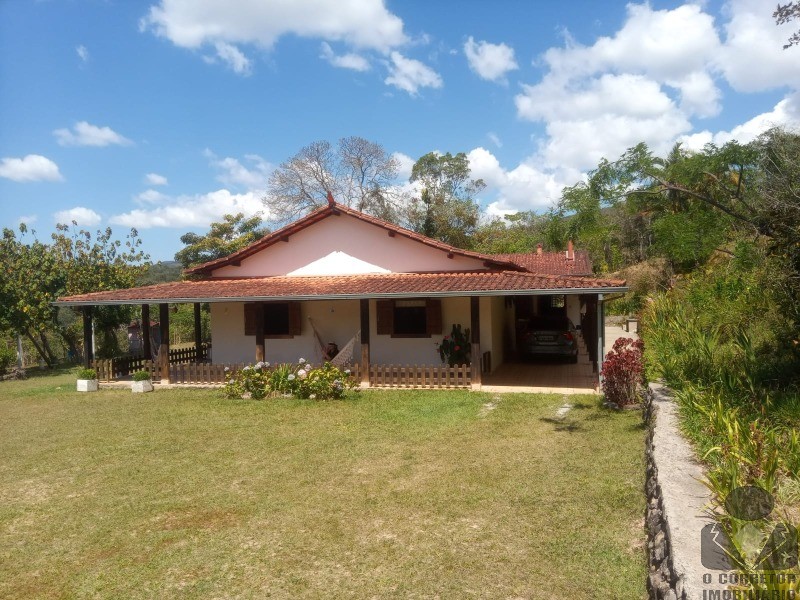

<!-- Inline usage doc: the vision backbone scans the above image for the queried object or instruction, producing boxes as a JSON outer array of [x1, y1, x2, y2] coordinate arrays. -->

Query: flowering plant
[[436, 324, 471, 366], [601, 337, 645, 406], [223, 358, 356, 400]]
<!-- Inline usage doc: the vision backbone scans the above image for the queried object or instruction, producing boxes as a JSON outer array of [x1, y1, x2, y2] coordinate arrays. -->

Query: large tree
[[0, 223, 149, 365], [175, 213, 267, 269], [265, 137, 401, 222], [405, 151, 484, 249]]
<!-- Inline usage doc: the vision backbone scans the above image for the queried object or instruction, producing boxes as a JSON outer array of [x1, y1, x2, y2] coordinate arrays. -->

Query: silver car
[[519, 316, 579, 363]]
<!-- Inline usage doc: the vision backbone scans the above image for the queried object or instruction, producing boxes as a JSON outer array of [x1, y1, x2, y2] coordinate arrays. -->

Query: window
[[376, 298, 442, 338], [550, 295, 565, 309], [393, 300, 427, 335], [243, 302, 301, 338]]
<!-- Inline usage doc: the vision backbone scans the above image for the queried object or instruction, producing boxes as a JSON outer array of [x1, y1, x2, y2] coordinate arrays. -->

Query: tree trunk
[[24, 329, 53, 368]]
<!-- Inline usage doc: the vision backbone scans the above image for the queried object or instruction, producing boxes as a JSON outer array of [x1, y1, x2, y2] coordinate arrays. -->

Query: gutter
[[54, 286, 630, 307]]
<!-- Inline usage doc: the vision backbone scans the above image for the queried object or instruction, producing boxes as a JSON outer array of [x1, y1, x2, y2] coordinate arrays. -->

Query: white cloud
[[680, 95, 800, 151], [463, 37, 518, 82], [209, 41, 252, 75], [467, 147, 568, 213], [110, 189, 265, 229], [17, 215, 37, 226], [142, 0, 407, 71], [320, 42, 370, 71], [0, 155, 63, 182], [54, 121, 132, 147], [145, 173, 168, 186], [76, 45, 89, 62], [384, 52, 442, 96], [392, 152, 415, 180], [716, 0, 800, 92], [487, 132, 502, 148], [135, 189, 171, 204], [205, 150, 273, 189], [54, 206, 101, 226]]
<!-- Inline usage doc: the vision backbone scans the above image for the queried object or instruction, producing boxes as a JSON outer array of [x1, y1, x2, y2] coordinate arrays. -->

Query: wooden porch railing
[[351, 363, 471, 389], [92, 358, 470, 389], [92, 343, 211, 381]]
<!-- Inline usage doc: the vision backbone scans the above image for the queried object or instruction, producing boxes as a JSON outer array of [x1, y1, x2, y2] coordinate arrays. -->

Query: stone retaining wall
[[645, 382, 726, 600]]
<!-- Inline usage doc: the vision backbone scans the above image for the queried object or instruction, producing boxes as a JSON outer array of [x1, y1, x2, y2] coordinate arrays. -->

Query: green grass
[[0, 371, 646, 599]]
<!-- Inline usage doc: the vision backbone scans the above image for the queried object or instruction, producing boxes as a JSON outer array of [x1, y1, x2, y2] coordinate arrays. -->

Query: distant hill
[[137, 261, 183, 285]]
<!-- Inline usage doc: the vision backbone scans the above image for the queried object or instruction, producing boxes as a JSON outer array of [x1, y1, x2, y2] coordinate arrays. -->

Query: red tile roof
[[493, 251, 593, 276], [185, 202, 522, 275], [56, 271, 627, 305]]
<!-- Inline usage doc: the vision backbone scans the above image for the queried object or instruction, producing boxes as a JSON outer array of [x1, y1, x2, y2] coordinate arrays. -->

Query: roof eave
[[54, 285, 629, 306]]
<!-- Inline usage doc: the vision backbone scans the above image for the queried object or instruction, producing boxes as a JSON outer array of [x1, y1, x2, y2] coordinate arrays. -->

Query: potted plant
[[131, 370, 153, 393], [76, 368, 98, 392]]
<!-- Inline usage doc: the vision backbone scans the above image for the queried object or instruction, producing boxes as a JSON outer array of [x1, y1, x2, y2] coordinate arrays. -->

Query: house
[[56, 196, 627, 390]]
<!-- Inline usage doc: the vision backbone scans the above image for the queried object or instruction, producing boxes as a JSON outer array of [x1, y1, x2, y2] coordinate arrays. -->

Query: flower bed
[[223, 358, 356, 400]]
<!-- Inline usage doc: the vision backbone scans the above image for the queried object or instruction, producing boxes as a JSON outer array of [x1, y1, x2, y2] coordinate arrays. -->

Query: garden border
[[645, 382, 726, 600]]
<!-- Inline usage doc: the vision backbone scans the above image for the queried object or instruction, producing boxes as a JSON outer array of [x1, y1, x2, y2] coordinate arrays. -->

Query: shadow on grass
[[539, 417, 585, 432]]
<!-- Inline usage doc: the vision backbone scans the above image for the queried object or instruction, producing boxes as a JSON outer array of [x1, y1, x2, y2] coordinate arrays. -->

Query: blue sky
[[1, 0, 798, 261]]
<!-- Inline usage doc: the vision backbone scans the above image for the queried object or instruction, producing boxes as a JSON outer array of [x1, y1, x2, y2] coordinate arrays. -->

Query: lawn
[[0, 371, 646, 599]]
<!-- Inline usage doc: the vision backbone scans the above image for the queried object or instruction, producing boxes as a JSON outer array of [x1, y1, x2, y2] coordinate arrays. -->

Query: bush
[[436, 324, 470, 366], [601, 338, 644, 406], [76, 368, 97, 380], [132, 370, 151, 381], [0, 345, 17, 373], [223, 358, 355, 401]]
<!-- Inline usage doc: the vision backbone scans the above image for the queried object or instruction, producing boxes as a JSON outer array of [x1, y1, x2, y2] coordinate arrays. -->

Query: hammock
[[307, 317, 359, 367]]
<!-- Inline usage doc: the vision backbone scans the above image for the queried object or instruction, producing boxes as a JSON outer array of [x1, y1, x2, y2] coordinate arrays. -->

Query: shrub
[[132, 370, 151, 381], [76, 368, 97, 380], [436, 324, 471, 366], [223, 362, 270, 400], [601, 338, 644, 406], [223, 359, 356, 401], [0, 345, 17, 373], [294, 362, 355, 400]]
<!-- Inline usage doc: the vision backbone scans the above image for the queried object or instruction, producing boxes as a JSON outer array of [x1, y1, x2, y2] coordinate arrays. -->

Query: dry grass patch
[[0, 371, 646, 599]]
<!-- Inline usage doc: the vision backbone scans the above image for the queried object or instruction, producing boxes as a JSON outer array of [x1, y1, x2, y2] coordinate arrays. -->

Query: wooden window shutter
[[376, 300, 393, 335], [288, 302, 301, 336], [244, 303, 256, 336], [426, 298, 442, 335]]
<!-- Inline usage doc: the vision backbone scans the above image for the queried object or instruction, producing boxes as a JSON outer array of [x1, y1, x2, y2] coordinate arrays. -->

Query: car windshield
[[528, 316, 570, 331]]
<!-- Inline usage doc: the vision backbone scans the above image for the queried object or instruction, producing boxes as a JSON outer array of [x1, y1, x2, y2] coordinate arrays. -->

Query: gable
[[210, 212, 489, 277]]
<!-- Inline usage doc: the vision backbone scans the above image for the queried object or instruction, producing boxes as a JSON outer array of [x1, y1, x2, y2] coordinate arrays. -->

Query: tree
[[265, 137, 401, 222], [405, 152, 484, 249], [0, 223, 149, 365], [175, 213, 267, 269], [774, 2, 800, 48]]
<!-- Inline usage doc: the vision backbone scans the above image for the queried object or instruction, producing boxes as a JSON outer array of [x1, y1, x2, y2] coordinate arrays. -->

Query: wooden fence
[[92, 357, 470, 389], [352, 363, 471, 389], [169, 363, 242, 385], [92, 343, 210, 381]]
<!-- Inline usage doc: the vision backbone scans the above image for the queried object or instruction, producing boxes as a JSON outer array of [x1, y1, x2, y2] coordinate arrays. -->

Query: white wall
[[212, 213, 487, 277], [567, 295, 582, 327], [210, 297, 497, 367], [210, 300, 362, 365]]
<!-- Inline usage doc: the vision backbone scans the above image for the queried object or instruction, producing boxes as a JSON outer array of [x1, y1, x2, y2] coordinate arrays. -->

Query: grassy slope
[[0, 371, 646, 599]]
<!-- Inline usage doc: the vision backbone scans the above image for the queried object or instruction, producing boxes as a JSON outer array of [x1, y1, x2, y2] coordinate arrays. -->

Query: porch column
[[82, 306, 93, 369], [193, 303, 203, 360], [360, 299, 370, 387], [470, 296, 481, 390], [597, 294, 606, 382], [141, 304, 151, 361], [254, 301, 265, 362], [158, 303, 170, 383]]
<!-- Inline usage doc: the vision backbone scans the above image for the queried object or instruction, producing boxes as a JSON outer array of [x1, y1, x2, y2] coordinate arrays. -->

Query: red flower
[[454, 345, 460, 351]]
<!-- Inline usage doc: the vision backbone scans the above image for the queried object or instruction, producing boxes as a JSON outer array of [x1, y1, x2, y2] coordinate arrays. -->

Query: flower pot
[[77, 379, 99, 392], [131, 380, 154, 393]]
